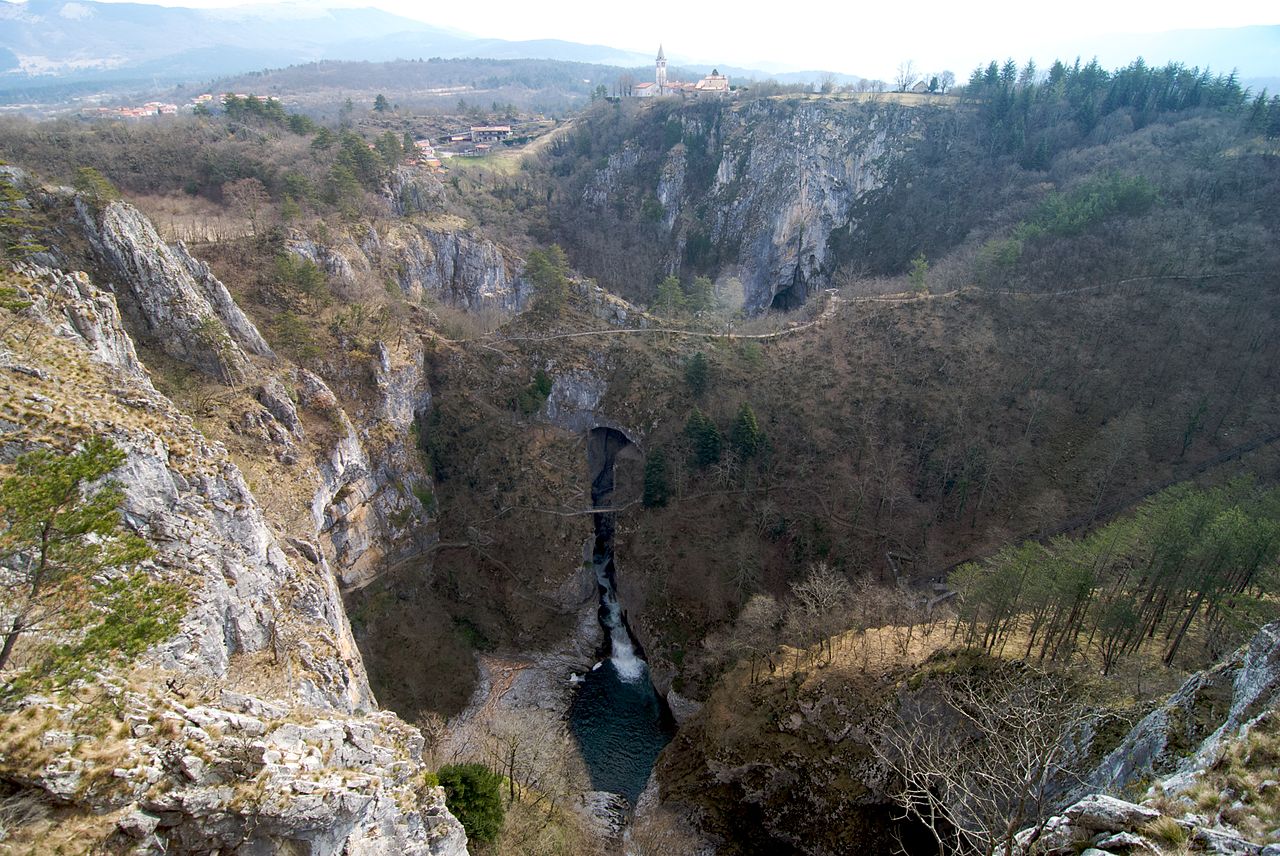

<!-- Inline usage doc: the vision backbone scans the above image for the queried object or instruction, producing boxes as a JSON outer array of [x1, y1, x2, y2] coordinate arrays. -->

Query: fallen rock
[[1094, 830, 1161, 852], [117, 809, 160, 840], [1192, 827, 1264, 856], [1065, 794, 1161, 833]]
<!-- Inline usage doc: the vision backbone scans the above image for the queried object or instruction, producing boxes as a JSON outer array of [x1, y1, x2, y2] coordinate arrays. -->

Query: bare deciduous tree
[[223, 177, 270, 237], [895, 61, 919, 93], [873, 670, 1096, 856]]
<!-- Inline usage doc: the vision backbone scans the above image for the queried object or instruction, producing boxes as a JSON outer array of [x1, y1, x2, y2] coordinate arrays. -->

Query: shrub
[[1141, 815, 1187, 845], [438, 762, 504, 843]]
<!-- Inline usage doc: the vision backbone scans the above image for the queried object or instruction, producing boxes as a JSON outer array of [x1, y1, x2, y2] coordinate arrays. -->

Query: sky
[[86, 0, 1280, 79]]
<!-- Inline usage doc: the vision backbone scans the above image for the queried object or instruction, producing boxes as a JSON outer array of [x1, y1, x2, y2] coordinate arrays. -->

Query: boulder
[[1064, 794, 1160, 833]]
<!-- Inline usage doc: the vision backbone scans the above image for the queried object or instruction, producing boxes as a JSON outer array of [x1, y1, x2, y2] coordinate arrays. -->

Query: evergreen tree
[[72, 167, 120, 209], [0, 166, 43, 260], [0, 437, 156, 672], [525, 245, 571, 316], [438, 763, 505, 844], [684, 351, 710, 398], [375, 131, 404, 167], [654, 274, 685, 316], [730, 402, 764, 460], [685, 275, 716, 313], [909, 253, 929, 292], [374, 94, 391, 112], [685, 408, 722, 469], [643, 448, 669, 508]]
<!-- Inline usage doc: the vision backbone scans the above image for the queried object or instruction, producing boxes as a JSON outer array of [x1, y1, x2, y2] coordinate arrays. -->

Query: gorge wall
[[0, 172, 469, 853], [547, 97, 919, 310]]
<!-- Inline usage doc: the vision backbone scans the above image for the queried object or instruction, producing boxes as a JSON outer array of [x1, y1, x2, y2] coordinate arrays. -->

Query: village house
[[470, 125, 512, 143]]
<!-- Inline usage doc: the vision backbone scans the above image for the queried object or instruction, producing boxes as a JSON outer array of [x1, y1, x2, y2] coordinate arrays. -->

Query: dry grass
[[1142, 814, 1189, 845], [0, 795, 126, 856], [130, 192, 252, 243]]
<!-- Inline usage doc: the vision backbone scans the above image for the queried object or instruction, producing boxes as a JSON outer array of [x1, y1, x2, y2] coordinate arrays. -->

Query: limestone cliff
[[0, 255, 464, 852], [566, 98, 916, 311], [76, 198, 275, 384], [287, 218, 527, 311]]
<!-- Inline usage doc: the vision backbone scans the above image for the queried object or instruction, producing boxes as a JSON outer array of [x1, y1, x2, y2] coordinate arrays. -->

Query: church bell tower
[[656, 45, 668, 94]]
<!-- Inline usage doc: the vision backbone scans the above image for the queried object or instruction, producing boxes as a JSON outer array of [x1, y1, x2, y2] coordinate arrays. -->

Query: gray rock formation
[[1, 264, 467, 855], [387, 164, 446, 216], [579, 99, 915, 312], [76, 198, 274, 383], [1084, 619, 1280, 796], [371, 224, 527, 310], [286, 221, 527, 311]]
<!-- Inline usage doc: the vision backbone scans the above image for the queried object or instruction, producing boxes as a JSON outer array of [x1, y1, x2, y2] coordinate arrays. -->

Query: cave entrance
[[586, 426, 642, 510], [770, 282, 808, 311]]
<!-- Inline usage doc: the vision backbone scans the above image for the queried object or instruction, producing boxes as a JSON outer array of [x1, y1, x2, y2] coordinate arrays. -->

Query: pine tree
[[684, 351, 710, 398], [731, 402, 764, 459], [0, 437, 154, 672], [909, 253, 929, 292], [526, 245, 571, 317], [438, 763, 505, 843], [685, 275, 716, 313], [654, 274, 685, 316], [0, 166, 43, 260], [685, 408, 722, 469], [643, 448, 669, 508]]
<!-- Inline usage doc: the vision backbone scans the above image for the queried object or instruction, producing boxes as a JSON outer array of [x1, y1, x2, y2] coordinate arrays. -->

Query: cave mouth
[[569, 426, 674, 805], [770, 281, 808, 311]]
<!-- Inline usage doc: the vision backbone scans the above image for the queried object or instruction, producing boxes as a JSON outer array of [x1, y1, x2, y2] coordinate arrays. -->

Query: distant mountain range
[[0, 0, 1275, 98], [0, 0, 655, 87]]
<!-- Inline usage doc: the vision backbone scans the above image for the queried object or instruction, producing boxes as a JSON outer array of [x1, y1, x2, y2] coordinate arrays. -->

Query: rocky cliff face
[[0, 258, 464, 851], [571, 99, 916, 311], [1011, 622, 1280, 856], [1085, 619, 1280, 797], [288, 219, 527, 312], [76, 198, 275, 383]]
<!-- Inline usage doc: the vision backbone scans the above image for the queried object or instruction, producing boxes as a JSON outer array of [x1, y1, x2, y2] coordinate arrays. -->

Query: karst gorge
[[0, 48, 1279, 856]]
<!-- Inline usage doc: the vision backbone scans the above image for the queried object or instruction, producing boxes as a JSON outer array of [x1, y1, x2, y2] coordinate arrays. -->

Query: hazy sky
[[92, 0, 1280, 79]]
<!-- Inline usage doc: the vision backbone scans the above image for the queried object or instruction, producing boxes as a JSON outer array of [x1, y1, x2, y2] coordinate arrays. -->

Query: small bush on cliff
[[438, 762, 505, 844], [72, 167, 120, 209]]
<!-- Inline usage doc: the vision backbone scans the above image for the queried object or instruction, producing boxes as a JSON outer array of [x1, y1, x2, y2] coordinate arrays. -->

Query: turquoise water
[[568, 656, 672, 804]]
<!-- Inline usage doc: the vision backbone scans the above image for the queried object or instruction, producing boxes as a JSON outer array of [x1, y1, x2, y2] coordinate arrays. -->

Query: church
[[633, 46, 731, 97]]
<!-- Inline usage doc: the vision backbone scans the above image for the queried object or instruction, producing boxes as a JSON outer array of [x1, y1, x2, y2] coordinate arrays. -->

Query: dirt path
[[456, 269, 1266, 351]]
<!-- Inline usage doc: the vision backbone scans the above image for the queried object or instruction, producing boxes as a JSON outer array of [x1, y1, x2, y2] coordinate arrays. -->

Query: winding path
[[454, 270, 1263, 350]]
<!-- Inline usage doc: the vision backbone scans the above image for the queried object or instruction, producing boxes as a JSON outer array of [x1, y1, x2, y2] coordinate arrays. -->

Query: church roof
[[657, 44, 665, 61]]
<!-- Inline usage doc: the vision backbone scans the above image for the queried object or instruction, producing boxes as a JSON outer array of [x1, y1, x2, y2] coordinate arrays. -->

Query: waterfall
[[570, 426, 674, 805], [593, 549, 646, 682]]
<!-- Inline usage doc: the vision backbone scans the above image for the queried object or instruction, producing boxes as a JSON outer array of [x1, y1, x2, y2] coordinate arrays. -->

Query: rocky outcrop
[[1084, 619, 1280, 796], [76, 198, 274, 383], [286, 221, 527, 311], [371, 223, 527, 310], [1011, 792, 1274, 856], [387, 164, 446, 216], [0, 265, 466, 854], [297, 340, 435, 590]]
